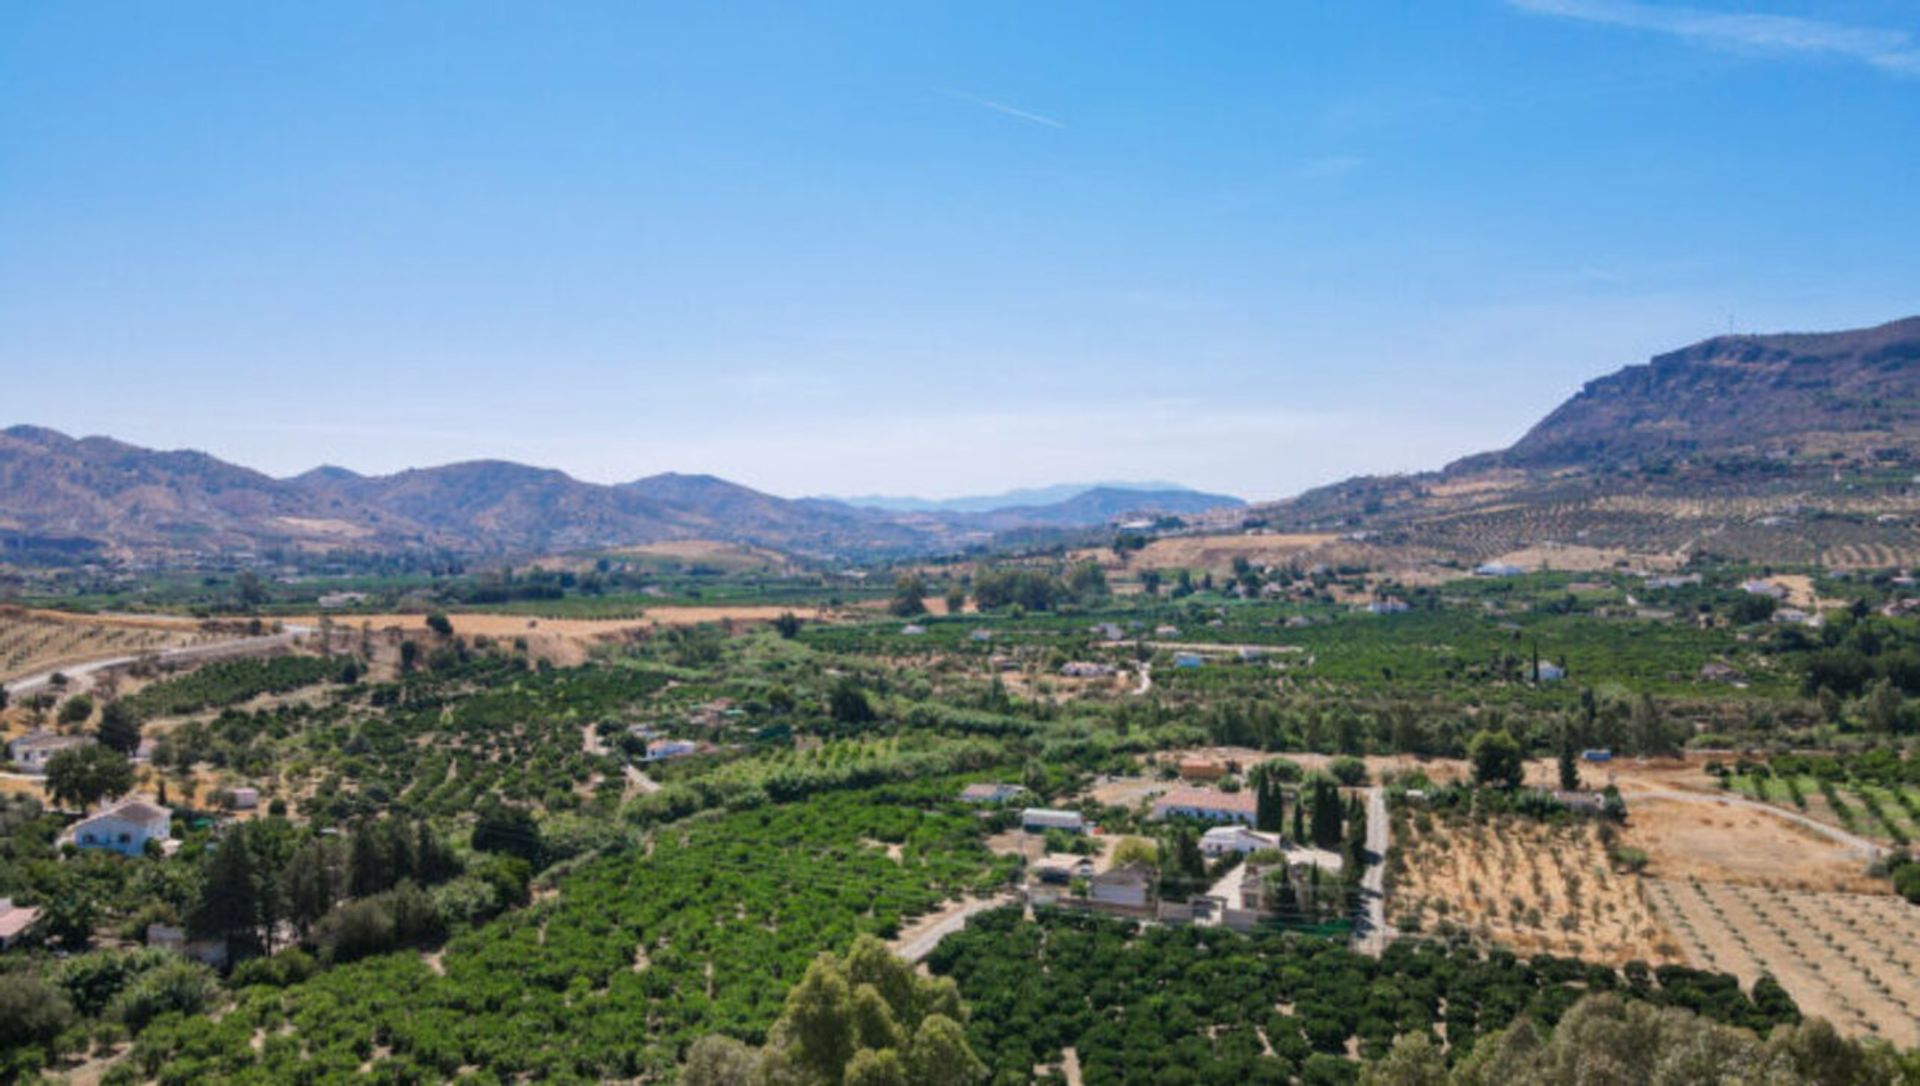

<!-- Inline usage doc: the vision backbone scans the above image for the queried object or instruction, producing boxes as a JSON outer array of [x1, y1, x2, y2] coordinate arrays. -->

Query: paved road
[[1354, 786, 1391, 956], [3, 626, 312, 700], [891, 893, 1015, 963], [1627, 788, 1887, 859]]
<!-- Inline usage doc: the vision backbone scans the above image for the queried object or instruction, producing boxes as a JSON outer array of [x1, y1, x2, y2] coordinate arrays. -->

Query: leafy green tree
[[830, 678, 877, 727], [109, 958, 220, 1033], [473, 802, 544, 866], [0, 973, 76, 1054], [1359, 1032, 1447, 1086], [44, 744, 134, 810], [235, 570, 269, 609], [58, 693, 94, 725], [194, 826, 267, 949], [1067, 562, 1109, 599], [1309, 776, 1343, 849], [681, 1034, 760, 1086], [281, 836, 347, 938], [96, 700, 142, 756], [1111, 836, 1159, 870], [845, 1048, 909, 1086], [425, 612, 455, 638], [906, 1014, 986, 1086], [943, 586, 966, 615], [889, 574, 928, 618], [1468, 729, 1525, 790], [774, 612, 803, 639], [685, 935, 984, 1086]]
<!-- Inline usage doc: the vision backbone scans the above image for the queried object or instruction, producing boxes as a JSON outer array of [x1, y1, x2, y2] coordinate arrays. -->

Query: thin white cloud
[[1300, 154, 1365, 179], [943, 90, 1067, 129], [1507, 0, 1920, 76]]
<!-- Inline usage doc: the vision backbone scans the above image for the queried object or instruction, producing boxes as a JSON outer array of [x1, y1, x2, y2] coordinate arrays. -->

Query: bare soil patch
[[1392, 814, 1675, 965], [1622, 795, 1880, 893], [1650, 880, 1920, 1046]]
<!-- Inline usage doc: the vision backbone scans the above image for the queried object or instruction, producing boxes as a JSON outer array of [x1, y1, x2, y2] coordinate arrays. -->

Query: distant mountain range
[[1253, 315, 1920, 567], [0, 428, 1246, 563], [828, 482, 1225, 514]]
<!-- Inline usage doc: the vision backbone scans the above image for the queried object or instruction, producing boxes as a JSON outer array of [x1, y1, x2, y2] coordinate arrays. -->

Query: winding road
[[3, 625, 312, 700]]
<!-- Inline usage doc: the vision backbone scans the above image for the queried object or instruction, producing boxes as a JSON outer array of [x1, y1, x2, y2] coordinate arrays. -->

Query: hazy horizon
[[5, 2, 1916, 500]]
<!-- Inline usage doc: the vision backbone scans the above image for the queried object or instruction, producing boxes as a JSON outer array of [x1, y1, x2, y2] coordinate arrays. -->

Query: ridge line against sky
[[1, 2, 1914, 500]]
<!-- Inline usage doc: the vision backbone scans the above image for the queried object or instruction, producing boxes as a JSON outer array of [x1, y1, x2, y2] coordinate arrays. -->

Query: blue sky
[[2, 1, 1915, 501]]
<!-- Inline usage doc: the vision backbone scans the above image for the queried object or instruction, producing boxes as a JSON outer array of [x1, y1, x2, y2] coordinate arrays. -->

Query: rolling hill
[[0, 428, 1243, 562], [1248, 316, 1920, 570]]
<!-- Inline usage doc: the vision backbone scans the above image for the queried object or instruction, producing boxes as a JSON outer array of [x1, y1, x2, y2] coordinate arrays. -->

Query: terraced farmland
[[0, 610, 215, 684], [1650, 880, 1920, 1047]]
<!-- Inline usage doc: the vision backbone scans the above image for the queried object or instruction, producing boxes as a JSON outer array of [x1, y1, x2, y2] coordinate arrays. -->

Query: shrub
[[0, 973, 76, 1053], [109, 960, 220, 1034], [1327, 756, 1369, 787]]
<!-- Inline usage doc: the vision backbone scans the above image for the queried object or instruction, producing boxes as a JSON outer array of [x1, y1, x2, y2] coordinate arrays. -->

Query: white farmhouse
[[6, 732, 93, 775], [1200, 825, 1283, 857], [64, 799, 172, 858]]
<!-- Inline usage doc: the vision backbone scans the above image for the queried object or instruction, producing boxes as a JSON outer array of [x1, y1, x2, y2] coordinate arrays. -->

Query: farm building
[[1090, 865, 1154, 910], [1533, 662, 1566, 682], [1021, 808, 1087, 834], [1059, 662, 1116, 678], [1152, 788, 1258, 826], [1029, 854, 1094, 886], [6, 731, 93, 774], [1475, 562, 1525, 577], [1365, 599, 1410, 615], [1699, 661, 1747, 684], [1178, 758, 1227, 783], [1200, 825, 1282, 857], [969, 629, 993, 642], [958, 782, 1026, 804], [1583, 749, 1613, 763], [644, 739, 699, 762], [64, 799, 171, 857], [146, 924, 229, 967], [1741, 579, 1790, 600], [1173, 653, 1204, 669], [900, 624, 927, 636], [0, 899, 41, 950], [228, 787, 260, 810]]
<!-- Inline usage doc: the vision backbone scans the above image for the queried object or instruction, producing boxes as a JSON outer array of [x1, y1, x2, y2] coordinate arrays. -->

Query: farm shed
[[1021, 808, 1087, 834]]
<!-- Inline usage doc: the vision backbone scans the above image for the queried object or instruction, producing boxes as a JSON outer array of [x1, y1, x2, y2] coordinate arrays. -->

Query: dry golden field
[[1390, 814, 1676, 965], [0, 608, 215, 684], [1650, 880, 1920, 1047]]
